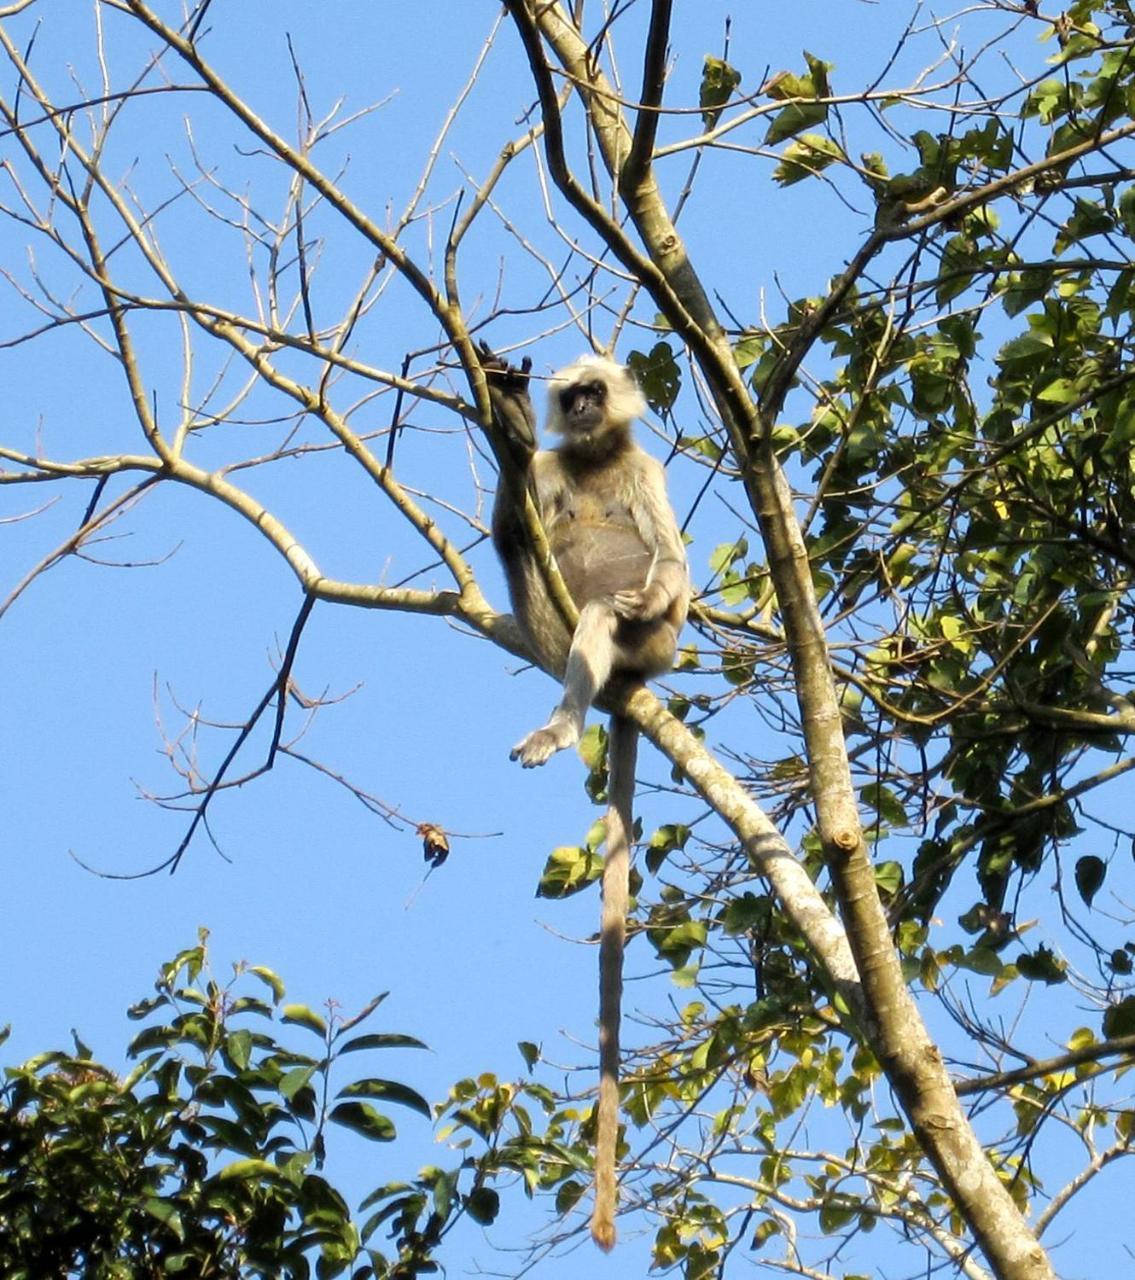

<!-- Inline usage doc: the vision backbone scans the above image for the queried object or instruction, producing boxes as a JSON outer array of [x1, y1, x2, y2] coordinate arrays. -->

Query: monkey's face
[[558, 378, 609, 434], [548, 356, 643, 457]]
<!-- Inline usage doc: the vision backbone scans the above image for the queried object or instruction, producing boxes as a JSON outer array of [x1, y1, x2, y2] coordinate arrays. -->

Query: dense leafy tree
[[0, 932, 446, 1278]]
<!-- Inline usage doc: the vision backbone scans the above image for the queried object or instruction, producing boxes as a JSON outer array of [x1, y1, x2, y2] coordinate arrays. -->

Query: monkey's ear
[[479, 342, 537, 458]]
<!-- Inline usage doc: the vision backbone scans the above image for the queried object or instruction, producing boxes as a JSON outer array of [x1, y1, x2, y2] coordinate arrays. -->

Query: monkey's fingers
[[479, 341, 531, 389], [509, 732, 556, 767], [612, 589, 653, 622]]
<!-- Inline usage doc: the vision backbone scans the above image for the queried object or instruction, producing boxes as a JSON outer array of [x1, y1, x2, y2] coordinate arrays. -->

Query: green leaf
[[219, 1157, 288, 1181], [861, 784, 910, 828], [873, 861, 905, 898], [227, 997, 275, 1019], [536, 844, 602, 899], [628, 342, 682, 413], [1074, 855, 1106, 908], [645, 822, 690, 874], [126, 994, 168, 1020], [699, 55, 741, 128], [1118, 186, 1135, 239], [555, 1180, 586, 1214], [1035, 376, 1078, 404], [1002, 267, 1054, 317], [722, 893, 772, 936], [996, 332, 1052, 365], [772, 133, 843, 186], [518, 1041, 539, 1070], [128, 1025, 175, 1055], [465, 1187, 500, 1226], [764, 53, 831, 144], [577, 721, 606, 772], [248, 965, 286, 1004], [765, 100, 828, 145], [142, 1197, 185, 1240], [709, 538, 747, 575], [752, 1218, 782, 1249], [225, 1028, 253, 1071], [733, 331, 765, 369], [1016, 946, 1067, 985], [338, 1032, 428, 1055], [329, 1101, 396, 1142], [1103, 997, 1135, 1039], [281, 1065, 319, 1101], [1054, 197, 1115, 254], [958, 947, 1004, 977], [337, 1078, 432, 1120], [282, 1004, 328, 1037]]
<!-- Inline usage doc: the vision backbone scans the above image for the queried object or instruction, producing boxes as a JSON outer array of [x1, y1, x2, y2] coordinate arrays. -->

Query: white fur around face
[[546, 355, 647, 434]]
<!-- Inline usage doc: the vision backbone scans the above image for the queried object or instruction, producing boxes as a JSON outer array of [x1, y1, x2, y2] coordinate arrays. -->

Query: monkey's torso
[[503, 441, 686, 678], [537, 449, 656, 606]]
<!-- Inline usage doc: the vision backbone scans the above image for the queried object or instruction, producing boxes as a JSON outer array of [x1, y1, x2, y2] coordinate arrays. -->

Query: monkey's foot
[[510, 719, 579, 767]]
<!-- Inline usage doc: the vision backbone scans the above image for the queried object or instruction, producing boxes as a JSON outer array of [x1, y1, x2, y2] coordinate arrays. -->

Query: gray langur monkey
[[483, 348, 689, 1251]]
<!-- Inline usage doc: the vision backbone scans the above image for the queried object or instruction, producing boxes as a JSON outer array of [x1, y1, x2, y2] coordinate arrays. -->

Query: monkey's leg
[[511, 602, 617, 767], [590, 712, 636, 1251]]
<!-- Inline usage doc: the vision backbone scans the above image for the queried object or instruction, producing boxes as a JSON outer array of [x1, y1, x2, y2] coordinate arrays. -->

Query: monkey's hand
[[479, 341, 537, 458], [613, 583, 669, 623]]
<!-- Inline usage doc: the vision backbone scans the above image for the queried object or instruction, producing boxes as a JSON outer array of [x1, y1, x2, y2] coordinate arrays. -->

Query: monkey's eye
[[559, 379, 608, 414]]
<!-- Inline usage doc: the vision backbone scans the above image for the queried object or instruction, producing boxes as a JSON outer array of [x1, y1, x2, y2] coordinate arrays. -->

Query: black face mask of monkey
[[482, 346, 689, 1251]]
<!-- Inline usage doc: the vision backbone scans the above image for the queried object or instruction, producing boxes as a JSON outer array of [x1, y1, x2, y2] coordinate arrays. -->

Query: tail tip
[[590, 1214, 617, 1251]]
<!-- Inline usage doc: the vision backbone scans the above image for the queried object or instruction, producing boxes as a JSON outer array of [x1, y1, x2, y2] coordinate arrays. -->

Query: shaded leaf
[[1074, 855, 1106, 908], [1016, 947, 1068, 985], [338, 1078, 431, 1120], [338, 993, 389, 1033], [1103, 997, 1135, 1039], [329, 1101, 396, 1142], [465, 1186, 500, 1225]]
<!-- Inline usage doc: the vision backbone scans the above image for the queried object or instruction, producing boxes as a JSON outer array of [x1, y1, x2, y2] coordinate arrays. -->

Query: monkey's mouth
[[565, 426, 617, 458], [567, 412, 603, 432], [564, 411, 611, 443]]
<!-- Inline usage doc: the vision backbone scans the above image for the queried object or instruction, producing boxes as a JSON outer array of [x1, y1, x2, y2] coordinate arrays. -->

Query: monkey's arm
[[613, 454, 688, 623], [480, 343, 537, 467], [485, 349, 578, 673]]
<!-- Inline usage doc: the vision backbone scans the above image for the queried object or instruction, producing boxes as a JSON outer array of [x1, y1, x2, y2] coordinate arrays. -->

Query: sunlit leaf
[[282, 1004, 328, 1037]]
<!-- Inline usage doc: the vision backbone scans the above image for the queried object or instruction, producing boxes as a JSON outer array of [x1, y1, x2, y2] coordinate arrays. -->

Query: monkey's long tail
[[590, 712, 637, 1252]]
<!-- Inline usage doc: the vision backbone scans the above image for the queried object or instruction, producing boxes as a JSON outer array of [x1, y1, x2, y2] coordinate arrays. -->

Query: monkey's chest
[[546, 497, 653, 605]]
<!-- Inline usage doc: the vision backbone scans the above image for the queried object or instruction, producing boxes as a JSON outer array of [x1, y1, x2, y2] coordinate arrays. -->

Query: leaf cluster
[[0, 931, 429, 1280]]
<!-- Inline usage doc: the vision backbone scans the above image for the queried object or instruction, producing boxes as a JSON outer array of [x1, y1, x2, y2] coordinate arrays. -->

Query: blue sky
[[2, 3, 1129, 1276]]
